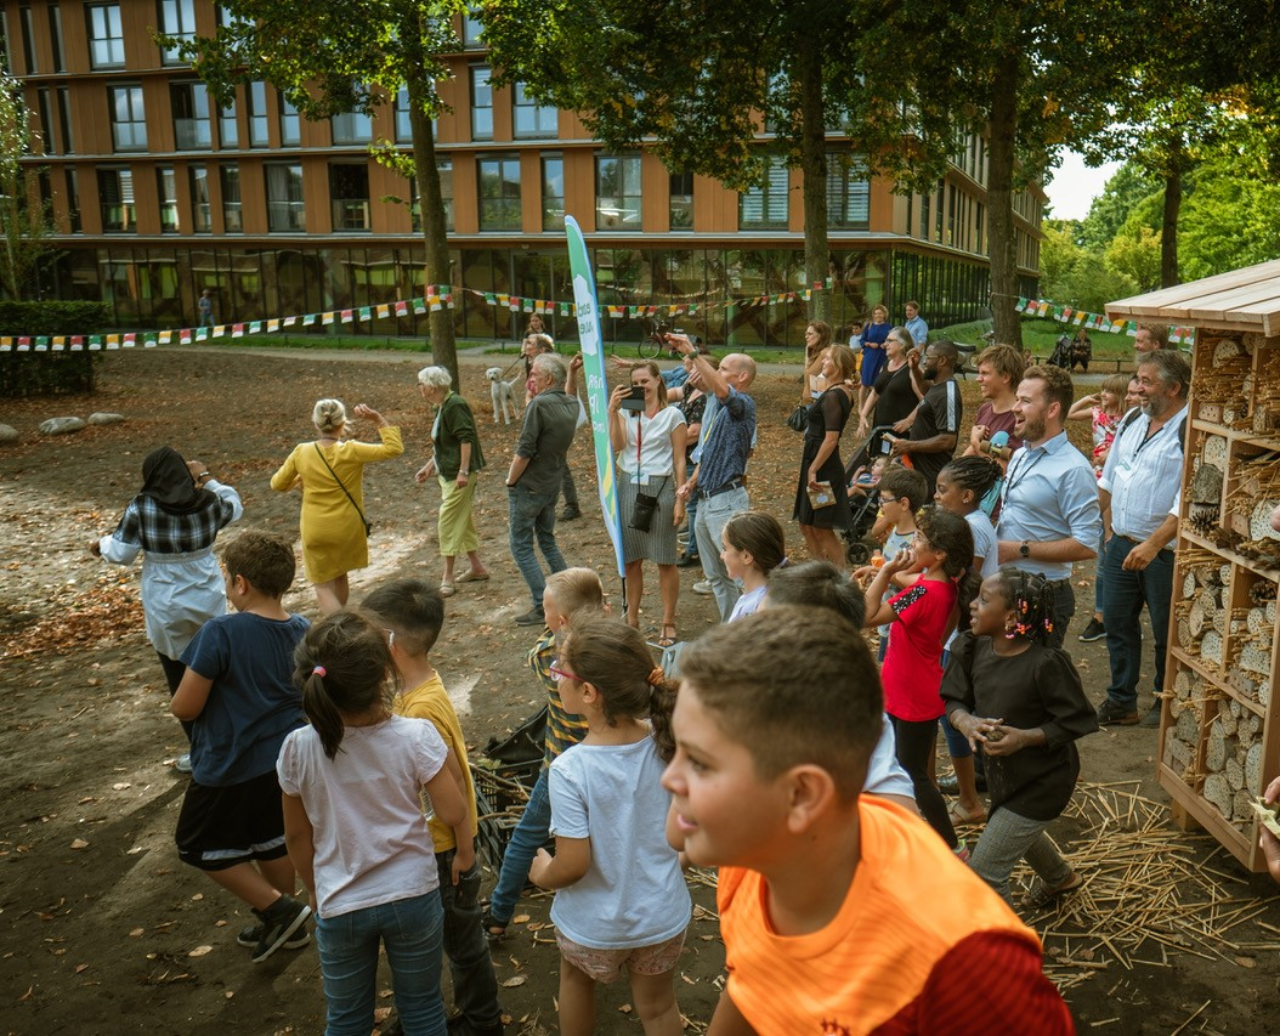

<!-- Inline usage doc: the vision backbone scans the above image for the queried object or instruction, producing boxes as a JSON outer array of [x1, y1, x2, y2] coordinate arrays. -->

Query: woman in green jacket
[[415, 366, 490, 595]]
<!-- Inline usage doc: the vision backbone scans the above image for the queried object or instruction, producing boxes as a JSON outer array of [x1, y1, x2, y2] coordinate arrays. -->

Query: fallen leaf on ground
[[512, 914, 531, 923], [69, 839, 89, 850], [128, 928, 144, 938], [501, 976, 527, 988], [75, 964, 89, 974], [187, 945, 213, 958]]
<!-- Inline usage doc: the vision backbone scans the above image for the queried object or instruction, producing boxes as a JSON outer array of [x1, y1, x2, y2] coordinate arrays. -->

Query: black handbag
[[313, 444, 372, 535], [629, 476, 666, 532], [787, 402, 810, 433]]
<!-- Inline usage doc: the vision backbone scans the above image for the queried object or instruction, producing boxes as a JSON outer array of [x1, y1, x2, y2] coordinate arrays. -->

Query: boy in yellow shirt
[[363, 579, 503, 1036]]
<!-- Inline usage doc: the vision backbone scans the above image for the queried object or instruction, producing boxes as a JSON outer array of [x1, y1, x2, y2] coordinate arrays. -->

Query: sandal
[[948, 802, 986, 826], [1019, 871, 1083, 911], [456, 570, 490, 583], [439, 582, 456, 597], [657, 624, 678, 649], [480, 910, 507, 946]]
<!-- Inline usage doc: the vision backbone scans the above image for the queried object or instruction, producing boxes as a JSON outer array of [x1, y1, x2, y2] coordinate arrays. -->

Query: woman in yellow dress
[[271, 398, 403, 613]]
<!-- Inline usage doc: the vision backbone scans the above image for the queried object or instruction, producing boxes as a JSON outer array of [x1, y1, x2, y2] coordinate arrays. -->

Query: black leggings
[[158, 651, 193, 741], [890, 714, 958, 849]]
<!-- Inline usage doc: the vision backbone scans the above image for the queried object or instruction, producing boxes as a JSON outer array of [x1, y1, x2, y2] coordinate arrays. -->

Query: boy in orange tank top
[[661, 608, 1073, 1035]]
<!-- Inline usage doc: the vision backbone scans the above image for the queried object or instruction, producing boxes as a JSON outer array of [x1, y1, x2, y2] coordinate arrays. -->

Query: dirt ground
[[1, 347, 1277, 1036]]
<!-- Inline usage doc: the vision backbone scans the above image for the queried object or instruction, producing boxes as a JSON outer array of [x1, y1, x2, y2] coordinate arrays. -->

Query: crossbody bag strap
[[313, 443, 369, 529]]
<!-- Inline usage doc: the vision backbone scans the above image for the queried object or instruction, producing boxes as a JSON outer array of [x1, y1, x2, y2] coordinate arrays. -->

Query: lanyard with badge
[[1000, 447, 1044, 508]]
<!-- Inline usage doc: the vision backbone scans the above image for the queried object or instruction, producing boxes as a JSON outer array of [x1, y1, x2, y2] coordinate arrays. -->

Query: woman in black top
[[943, 567, 1098, 908], [793, 344, 859, 566], [846, 326, 919, 478]]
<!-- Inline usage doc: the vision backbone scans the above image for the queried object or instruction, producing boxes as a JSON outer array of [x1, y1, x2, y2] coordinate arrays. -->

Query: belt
[[698, 478, 744, 500]]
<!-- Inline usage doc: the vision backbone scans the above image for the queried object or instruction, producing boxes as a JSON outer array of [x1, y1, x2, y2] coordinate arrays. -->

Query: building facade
[[2, 0, 1045, 345]]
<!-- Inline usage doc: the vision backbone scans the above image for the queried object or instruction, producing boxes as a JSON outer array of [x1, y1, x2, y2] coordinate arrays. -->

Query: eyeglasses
[[383, 628, 396, 651], [549, 664, 580, 684]]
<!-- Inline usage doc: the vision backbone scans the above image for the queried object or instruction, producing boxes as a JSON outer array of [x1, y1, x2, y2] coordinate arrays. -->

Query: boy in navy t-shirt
[[171, 532, 311, 963]]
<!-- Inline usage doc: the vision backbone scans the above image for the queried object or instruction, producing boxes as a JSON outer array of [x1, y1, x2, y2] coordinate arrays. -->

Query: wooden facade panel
[[435, 73, 464, 145], [60, 0, 90, 75], [491, 83, 513, 142], [563, 149, 595, 232], [72, 78, 111, 155], [870, 178, 896, 234], [143, 77, 174, 152], [519, 150, 542, 234], [451, 152, 478, 234], [238, 158, 267, 236], [131, 161, 162, 235], [640, 151, 668, 234], [787, 167, 804, 234], [693, 173, 736, 234], [121, 0, 160, 71], [370, 162, 411, 235], [302, 160, 330, 235]]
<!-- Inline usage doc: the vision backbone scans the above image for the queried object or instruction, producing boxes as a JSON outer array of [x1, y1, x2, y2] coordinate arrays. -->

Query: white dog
[[486, 366, 520, 425]]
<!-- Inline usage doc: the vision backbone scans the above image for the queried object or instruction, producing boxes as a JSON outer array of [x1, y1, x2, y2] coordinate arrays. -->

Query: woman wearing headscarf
[[89, 448, 243, 772]]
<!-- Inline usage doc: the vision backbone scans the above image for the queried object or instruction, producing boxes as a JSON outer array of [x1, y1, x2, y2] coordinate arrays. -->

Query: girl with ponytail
[[529, 615, 689, 1036], [278, 610, 468, 1035]]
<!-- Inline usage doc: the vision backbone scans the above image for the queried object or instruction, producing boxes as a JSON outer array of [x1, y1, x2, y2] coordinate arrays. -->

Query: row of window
[[913, 180, 987, 257]]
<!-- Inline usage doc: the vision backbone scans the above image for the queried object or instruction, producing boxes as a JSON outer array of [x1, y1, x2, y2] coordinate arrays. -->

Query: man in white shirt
[[904, 301, 928, 349], [1096, 351, 1190, 727]]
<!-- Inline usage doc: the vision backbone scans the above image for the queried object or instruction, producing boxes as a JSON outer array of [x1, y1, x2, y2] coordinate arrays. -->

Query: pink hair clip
[[313, 665, 327, 678]]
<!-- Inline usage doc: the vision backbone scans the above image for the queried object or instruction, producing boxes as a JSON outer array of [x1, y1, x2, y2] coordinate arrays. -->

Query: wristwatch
[[1019, 540, 1030, 559]]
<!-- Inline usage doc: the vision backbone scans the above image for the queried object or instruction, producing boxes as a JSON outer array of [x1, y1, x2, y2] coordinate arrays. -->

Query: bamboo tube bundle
[[1202, 630, 1224, 664], [1239, 642, 1273, 676], [1246, 741, 1264, 797], [1203, 435, 1229, 469]]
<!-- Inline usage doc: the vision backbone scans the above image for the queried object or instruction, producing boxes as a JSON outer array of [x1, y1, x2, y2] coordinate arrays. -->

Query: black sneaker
[[514, 608, 547, 627], [1077, 618, 1106, 642], [1140, 706, 1162, 728], [237, 919, 310, 951], [676, 553, 701, 568], [938, 772, 986, 796], [559, 504, 581, 521], [1096, 700, 1139, 726], [250, 893, 311, 963]]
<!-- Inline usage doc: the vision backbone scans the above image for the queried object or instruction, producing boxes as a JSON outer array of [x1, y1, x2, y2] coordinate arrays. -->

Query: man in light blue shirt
[[995, 365, 1101, 648], [904, 301, 928, 350]]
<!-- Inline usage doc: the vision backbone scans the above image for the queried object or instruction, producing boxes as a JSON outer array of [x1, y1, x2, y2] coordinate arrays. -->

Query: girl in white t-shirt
[[278, 611, 467, 1036], [932, 455, 1003, 827], [608, 361, 688, 647], [530, 616, 690, 1036], [721, 510, 787, 622]]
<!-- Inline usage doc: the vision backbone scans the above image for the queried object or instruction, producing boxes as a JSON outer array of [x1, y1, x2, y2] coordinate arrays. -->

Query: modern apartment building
[[2, 0, 1045, 344]]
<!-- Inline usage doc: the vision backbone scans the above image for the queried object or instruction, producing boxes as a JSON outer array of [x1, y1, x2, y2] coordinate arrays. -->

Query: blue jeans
[[937, 649, 972, 759], [315, 892, 446, 1036], [694, 485, 749, 621], [435, 849, 503, 1030], [1093, 531, 1107, 613], [1102, 535, 1174, 711], [487, 767, 551, 925], [683, 492, 700, 557], [508, 484, 567, 608]]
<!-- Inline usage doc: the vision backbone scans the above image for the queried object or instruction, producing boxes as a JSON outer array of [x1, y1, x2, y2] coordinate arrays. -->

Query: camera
[[620, 385, 647, 412]]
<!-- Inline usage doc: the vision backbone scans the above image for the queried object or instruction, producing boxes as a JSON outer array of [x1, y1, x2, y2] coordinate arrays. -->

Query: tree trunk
[[1161, 168, 1181, 288], [985, 51, 1021, 349], [796, 36, 829, 325], [407, 76, 458, 387]]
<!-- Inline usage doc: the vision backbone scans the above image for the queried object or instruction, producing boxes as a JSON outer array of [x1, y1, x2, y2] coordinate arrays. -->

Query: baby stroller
[[841, 425, 901, 566], [1048, 335, 1073, 369]]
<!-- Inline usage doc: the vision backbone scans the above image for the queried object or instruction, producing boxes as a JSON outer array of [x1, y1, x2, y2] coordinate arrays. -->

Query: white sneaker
[[693, 580, 713, 595], [174, 753, 192, 774]]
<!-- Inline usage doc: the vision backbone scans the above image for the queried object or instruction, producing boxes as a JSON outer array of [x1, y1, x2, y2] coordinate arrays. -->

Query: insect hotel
[[1109, 259, 1280, 872]]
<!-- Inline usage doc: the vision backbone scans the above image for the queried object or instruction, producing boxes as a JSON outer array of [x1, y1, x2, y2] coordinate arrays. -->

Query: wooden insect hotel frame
[[1109, 260, 1280, 872]]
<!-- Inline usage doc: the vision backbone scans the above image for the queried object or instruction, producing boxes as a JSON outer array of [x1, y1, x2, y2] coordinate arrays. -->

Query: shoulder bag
[[313, 443, 372, 536]]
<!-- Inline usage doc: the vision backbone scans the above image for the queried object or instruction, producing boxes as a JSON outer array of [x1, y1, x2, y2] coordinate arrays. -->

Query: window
[[247, 81, 269, 147], [947, 183, 957, 244], [49, 5, 65, 70], [669, 170, 693, 230], [266, 163, 305, 231], [329, 163, 371, 231], [394, 86, 413, 143], [189, 165, 211, 232], [87, 3, 124, 68], [215, 3, 251, 30], [462, 8, 484, 48], [171, 82, 211, 150], [279, 95, 300, 146], [934, 181, 944, 242], [596, 154, 641, 231], [975, 202, 984, 254], [98, 167, 135, 232], [158, 0, 196, 64], [18, 6, 35, 73], [37, 89, 54, 153], [826, 153, 869, 229], [541, 153, 564, 231], [65, 168, 81, 232], [109, 86, 147, 151], [219, 100, 238, 147], [157, 167, 179, 232], [919, 189, 929, 239], [470, 66, 492, 141], [738, 155, 788, 230], [513, 82, 556, 139], [57, 88, 73, 152], [331, 110, 372, 145], [220, 165, 242, 232], [477, 155, 521, 231]]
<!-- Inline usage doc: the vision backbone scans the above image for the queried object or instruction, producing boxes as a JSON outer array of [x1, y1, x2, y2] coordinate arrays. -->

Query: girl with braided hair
[[942, 567, 1099, 910], [530, 616, 689, 1036]]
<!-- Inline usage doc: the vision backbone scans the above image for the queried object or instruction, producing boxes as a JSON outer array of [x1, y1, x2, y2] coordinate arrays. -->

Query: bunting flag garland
[[1013, 296, 1196, 345], [1, 278, 856, 353]]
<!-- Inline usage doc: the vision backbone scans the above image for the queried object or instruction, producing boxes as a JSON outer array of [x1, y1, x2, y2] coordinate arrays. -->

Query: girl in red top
[[863, 506, 975, 853]]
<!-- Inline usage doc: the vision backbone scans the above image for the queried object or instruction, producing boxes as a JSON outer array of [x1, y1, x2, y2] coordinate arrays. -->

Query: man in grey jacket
[[505, 353, 579, 625]]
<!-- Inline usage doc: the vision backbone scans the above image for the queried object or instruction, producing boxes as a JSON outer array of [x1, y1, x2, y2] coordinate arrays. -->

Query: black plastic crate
[[471, 758, 540, 870]]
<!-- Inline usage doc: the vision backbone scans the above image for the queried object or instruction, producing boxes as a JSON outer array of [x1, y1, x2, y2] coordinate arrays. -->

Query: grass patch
[[937, 317, 1137, 361]]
